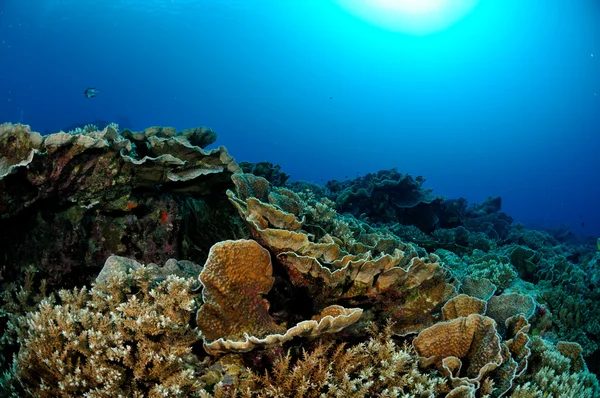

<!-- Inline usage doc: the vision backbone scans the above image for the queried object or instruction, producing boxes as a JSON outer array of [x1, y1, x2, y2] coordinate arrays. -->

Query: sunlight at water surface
[[332, 0, 480, 35]]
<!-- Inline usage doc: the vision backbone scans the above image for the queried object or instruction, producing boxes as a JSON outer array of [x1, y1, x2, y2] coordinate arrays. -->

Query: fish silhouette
[[84, 88, 99, 98]]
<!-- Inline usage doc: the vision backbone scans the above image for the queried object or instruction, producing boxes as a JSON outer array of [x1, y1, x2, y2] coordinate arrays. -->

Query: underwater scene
[[1, 0, 599, 397]]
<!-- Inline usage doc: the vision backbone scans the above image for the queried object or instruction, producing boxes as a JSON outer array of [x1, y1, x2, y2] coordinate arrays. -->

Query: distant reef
[[0, 122, 599, 397]]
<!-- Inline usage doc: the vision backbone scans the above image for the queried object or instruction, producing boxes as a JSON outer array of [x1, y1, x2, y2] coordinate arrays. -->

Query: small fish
[[84, 87, 99, 98], [581, 222, 585, 227], [160, 209, 168, 224]]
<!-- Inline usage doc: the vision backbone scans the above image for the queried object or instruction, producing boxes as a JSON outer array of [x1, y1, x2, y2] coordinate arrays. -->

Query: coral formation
[[1, 124, 599, 397], [227, 174, 456, 336], [442, 293, 487, 320], [328, 169, 443, 232], [197, 239, 363, 355], [239, 323, 448, 397], [7, 256, 205, 397], [0, 123, 243, 288], [413, 314, 504, 387], [238, 161, 290, 186]]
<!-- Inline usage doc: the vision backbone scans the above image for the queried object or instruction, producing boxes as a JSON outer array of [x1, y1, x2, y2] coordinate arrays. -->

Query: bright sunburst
[[332, 0, 480, 35]]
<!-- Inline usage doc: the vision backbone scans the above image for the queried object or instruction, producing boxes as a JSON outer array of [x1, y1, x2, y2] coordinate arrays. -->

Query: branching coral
[[510, 337, 600, 398], [8, 256, 205, 397], [222, 323, 448, 397]]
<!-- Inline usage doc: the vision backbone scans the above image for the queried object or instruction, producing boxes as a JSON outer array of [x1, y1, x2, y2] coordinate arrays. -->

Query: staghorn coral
[[8, 256, 206, 397], [510, 369, 600, 398], [0, 266, 48, 373]]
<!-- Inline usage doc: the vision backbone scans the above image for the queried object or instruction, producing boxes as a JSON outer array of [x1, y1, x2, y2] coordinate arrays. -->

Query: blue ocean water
[[1, 0, 598, 238]]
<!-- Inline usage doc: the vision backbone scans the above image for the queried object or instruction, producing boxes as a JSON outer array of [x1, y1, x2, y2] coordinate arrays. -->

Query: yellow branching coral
[[11, 256, 205, 397]]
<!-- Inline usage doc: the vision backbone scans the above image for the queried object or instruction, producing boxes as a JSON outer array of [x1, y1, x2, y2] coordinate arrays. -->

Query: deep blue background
[[1, 0, 598, 237]]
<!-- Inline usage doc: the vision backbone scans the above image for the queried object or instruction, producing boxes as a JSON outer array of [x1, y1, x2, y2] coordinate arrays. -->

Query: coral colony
[[0, 122, 599, 397]]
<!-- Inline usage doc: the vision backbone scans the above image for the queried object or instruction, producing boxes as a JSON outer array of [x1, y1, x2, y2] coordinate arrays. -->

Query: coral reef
[[0, 123, 244, 288], [238, 161, 290, 186], [328, 169, 444, 232], [1, 124, 599, 397], [227, 174, 456, 336]]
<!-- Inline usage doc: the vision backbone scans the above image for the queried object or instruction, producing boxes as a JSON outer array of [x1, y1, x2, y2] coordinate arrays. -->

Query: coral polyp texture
[[1, 123, 599, 397]]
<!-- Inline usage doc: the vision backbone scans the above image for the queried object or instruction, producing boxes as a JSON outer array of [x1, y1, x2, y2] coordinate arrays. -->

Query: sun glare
[[332, 0, 480, 35]]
